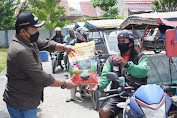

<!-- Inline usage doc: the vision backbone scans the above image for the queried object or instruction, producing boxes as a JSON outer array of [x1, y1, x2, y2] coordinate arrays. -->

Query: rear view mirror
[[165, 29, 177, 57], [106, 72, 118, 81]]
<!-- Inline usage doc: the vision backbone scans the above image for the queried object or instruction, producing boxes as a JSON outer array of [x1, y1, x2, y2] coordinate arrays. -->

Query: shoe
[[60, 65, 64, 70], [66, 98, 76, 102]]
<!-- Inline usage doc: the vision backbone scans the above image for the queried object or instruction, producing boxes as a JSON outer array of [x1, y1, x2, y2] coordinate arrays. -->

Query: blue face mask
[[118, 43, 131, 53]]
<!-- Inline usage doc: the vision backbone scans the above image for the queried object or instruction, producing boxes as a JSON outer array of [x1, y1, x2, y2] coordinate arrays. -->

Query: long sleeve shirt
[[98, 56, 150, 92], [3, 34, 57, 110]]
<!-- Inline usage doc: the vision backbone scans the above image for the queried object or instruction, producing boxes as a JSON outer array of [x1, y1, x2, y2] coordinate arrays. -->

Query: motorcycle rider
[[63, 28, 76, 69], [66, 27, 103, 102], [50, 27, 64, 69], [51, 27, 64, 43], [87, 30, 150, 118]]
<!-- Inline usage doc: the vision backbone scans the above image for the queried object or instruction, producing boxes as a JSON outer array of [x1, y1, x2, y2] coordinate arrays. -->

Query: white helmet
[[55, 27, 61, 31]]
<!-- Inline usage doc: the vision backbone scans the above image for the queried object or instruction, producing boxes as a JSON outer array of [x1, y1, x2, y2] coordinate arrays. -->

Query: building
[[117, 0, 155, 19], [16, 0, 102, 23]]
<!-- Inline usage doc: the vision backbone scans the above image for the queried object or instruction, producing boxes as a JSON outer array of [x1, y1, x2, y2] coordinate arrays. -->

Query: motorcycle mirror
[[80, 72, 90, 81], [116, 102, 128, 109], [106, 72, 118, 81]]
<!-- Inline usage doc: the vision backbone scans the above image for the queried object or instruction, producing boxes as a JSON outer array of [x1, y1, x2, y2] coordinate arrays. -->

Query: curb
[[0, 68, 6, 76]]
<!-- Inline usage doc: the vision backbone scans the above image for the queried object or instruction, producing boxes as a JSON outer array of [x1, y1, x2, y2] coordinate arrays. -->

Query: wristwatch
[[125, 61, 130, 68], [61, 80, 67, 89]]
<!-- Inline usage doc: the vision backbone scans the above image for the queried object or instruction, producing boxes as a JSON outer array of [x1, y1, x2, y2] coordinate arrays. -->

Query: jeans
[[6, 104, 37, 118]]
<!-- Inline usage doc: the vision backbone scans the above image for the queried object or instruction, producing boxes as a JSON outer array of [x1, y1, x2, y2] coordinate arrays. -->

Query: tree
[[69, 7, 77, 11], [91, 0, 119, 17], [152, 0, 177, 12], [0, 0, 20, 30], [18, 0, 30, 14], [28, 0, 70, 37]]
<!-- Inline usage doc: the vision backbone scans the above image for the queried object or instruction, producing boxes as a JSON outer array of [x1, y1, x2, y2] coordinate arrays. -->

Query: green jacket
[[98, 56, 150, 92]]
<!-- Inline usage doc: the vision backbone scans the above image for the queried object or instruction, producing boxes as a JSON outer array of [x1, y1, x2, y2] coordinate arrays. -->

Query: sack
[[68, 41, 98, 85]]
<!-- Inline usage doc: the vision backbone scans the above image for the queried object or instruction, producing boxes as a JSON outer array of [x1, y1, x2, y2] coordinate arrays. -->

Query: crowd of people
[[3, 11, 151, 118]]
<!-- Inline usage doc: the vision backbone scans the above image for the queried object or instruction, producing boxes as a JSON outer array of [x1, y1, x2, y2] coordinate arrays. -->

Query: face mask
[[118, 43, 131, 53], [26, 31, 39, 43]]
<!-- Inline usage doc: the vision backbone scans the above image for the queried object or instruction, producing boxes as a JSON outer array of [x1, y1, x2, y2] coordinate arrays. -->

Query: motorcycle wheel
[[79, 85, 86, 97], [52, 58, 57, 73], [91, 90, 101, 110], [154, 50, 161, 54]]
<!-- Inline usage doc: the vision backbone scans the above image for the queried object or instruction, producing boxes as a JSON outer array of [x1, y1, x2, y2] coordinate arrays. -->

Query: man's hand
[[86, 84, 98, 92], [64, 45, 75, 53], [113, 56, 127, 67], [95, 50, 103, 55], [66, 75, 78, 89]]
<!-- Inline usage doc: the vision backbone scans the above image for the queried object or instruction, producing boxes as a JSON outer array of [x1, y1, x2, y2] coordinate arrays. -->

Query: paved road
[[0, 59, 99, 118]]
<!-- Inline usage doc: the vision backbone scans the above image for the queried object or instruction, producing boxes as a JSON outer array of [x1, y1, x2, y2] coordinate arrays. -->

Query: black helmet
[[117, 30, 134, 42], [76, 27, 90, 41]]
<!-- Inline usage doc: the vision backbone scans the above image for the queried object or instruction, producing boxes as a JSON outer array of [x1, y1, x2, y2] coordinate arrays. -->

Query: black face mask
[[118, 43, 131, 53], [26, 31, 39, 43]]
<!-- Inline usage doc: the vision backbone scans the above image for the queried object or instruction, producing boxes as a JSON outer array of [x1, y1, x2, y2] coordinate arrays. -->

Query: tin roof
[[120, 11, 177, 29], [84, 19, 124, 31], [126, 3, 154, 13], [124, 0, 155, 3], [59, 0, 70, 16], [80, 1, 97, 17]]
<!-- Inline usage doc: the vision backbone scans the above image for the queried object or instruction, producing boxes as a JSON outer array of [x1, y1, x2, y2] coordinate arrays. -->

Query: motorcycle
[[51, 51, 64, 73], [99, 72, 177, 118]]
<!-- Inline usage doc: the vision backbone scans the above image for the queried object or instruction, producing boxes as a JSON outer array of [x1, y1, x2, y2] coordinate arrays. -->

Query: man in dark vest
[[87, 30, 150, 118]]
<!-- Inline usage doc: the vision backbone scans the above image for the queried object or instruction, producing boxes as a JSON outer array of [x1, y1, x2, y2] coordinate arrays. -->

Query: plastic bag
[[68, 41, 98, 85]]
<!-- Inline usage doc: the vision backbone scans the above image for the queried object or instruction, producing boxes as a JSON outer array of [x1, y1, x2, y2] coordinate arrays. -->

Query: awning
[[120, 11, 177, 29], [84, 19, 124, 31]]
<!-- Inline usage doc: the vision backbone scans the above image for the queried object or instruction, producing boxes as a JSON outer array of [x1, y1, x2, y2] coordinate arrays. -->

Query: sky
[[67, 0, 90, 10], [20, 0, 91, 10]]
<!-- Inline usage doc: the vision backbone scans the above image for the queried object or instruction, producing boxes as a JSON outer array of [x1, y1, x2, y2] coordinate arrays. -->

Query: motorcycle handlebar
[[166, 83, 177, 86], [160, 83, 177, 90], [160, 83, 177, 86], [104, 86, 134, 94]]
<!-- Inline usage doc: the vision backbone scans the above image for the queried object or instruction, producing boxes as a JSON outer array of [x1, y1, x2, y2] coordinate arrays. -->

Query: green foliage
[[91, 0, 117, 11], [18, 0, 30, 14], [0, 0, 20, 30], [152, 0, 177, 12], [0, 48, 8, 73], [69, 7, 77, 11], [91, 0, 119, 18], [28, 0, 70, 32], [102, 7, 118, 17]]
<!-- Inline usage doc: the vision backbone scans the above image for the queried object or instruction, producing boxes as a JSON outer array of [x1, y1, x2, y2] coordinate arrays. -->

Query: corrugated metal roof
[[80, 1, 97, 17], [60, 0, 70, 16], [124, 0, 154, 3], [126, 3, 154, 13], [84, 19, 124, 29], [120, 11, 177, 29]]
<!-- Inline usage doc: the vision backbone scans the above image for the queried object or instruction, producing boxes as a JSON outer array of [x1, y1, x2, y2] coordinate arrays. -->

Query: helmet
[[117, 30, 134, 42], [55, 27, 61, 31], [76, 27, 90, 41]]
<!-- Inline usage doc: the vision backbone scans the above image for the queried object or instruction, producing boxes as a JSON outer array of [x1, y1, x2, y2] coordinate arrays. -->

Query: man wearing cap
[[87, 30, 150, 118], [3, 12, 78, 118]]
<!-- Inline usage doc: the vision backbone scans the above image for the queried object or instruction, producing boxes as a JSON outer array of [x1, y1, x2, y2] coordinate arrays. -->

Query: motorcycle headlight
[[140, 103, 166, 118]]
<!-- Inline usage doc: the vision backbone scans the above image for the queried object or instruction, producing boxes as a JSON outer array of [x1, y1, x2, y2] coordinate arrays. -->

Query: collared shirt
[[64, 35, 76, 45], [3, 34, 57, 110]]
